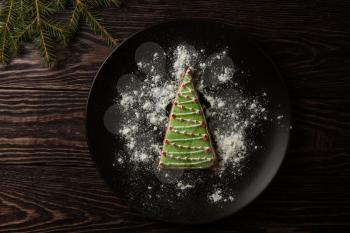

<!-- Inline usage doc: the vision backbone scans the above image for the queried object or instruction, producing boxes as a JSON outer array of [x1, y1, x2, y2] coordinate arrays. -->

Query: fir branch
[[3, 0, 16, 28], [14, 19, 35, 43], [0, 29, 13, 63], [18, 0, 25, 24], [44, 19, 66, 43], [0, 30, 10, 63], [36, 29, 54, 65], [0, 0, 17, 63], [67, 4, 81, 39], [34, 0, 55, 65], [0, 0, 121, 66], [85, 0, 122, 8], [48, 0, 68, 10], [14, 0, 34, 44], [70, 0, 119, 46], [82, 5, 118, 46]]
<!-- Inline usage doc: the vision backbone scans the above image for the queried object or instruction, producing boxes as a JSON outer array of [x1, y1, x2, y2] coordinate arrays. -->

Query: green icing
[[159, 68, 217, 169]]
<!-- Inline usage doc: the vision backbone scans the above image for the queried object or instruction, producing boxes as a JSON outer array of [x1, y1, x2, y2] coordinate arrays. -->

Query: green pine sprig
[[69, 0, 120, 47], [0, 0, 18, 63], [0, 0, 121, 67]]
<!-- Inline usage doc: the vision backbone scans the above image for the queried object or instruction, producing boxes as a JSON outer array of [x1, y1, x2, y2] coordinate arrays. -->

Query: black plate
[[86, 20, 290, 224]]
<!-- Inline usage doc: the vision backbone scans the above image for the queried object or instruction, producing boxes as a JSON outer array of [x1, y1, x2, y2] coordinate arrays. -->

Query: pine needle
[[0, 0, 17, 63], [15, 20, 35, 43], [0, 0, 121, 66], [69, 0, 119, 46], [82, 6, 118, 46], [34, 0, 54, 65], [86, 0, 122, 8], [67, 4, 81, 39]]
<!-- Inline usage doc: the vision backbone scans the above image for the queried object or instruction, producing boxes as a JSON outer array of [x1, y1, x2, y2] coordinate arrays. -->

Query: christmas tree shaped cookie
[[159, 68, 217, 169]]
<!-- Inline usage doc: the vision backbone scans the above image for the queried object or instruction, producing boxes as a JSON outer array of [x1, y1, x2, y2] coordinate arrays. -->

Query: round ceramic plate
[[86, 20, 290, 224]]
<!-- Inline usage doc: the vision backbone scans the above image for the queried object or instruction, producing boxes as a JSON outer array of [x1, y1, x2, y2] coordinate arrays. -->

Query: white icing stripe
[[172, 129, 203, 137], [166, 154, 210, 160], [169, 136, 203, 142], [176, 104, 200, 112], [166, 156, 208, 161], [175, 112, 200, 116], [162, 158, 213, 163], [175, 117, 202, 124], [169, 142, 204, 150], [178, 93, 193, 99], [180, 90, 192, 94], [168, 150, 205, 155], [173, 124, 201, 129]]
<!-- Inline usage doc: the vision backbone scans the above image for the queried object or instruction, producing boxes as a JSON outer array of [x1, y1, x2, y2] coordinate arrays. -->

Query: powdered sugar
[[217, 67, 234, 83], [172, 45, 198, 79], [176, 181, 194, 190], [215, 131, 246, 165], [110, 43, 269, 206], [120, 93, 135, 109], [208, 188, 235, 203], [208, 189, 223, 202]]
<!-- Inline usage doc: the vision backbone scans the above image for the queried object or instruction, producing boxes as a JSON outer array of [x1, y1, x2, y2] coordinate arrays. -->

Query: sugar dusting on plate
[[108, 43, 279, 205]]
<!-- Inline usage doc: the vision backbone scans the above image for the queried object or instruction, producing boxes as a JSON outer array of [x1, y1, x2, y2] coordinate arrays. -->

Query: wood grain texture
[[0, 89, 90, 166], [0, 0, 349, 98], [0, 0, 349, 232], [0, 166, 349, 233], [0, 89, 349, 176]]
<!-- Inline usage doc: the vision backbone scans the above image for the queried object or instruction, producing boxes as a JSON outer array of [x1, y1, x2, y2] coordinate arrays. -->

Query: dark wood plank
[[0, 165, 349, 233], [0, 0, 349, 98], [0, 89, 349, 176], [0, 89, 90, 166], [0, 166, 153, 233]]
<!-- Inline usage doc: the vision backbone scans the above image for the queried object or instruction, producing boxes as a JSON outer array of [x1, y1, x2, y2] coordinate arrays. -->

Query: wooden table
[[0, 0, 349, 232]]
